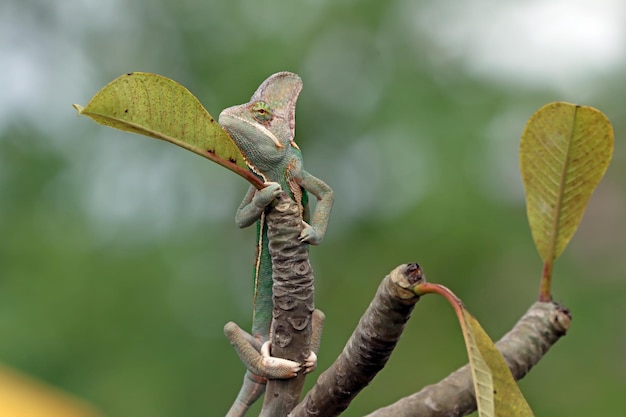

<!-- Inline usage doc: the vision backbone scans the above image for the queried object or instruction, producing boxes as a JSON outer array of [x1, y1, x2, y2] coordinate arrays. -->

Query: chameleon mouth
[[221, 114, 284, 149]]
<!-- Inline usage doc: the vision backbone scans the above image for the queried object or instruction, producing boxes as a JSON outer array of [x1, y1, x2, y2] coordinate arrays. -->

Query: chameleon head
[[219, 72, 303, 176]]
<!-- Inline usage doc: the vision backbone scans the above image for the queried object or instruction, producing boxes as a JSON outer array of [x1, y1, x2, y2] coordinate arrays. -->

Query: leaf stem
[[538, 261, 553, 302], [415, 283, 463, 313]]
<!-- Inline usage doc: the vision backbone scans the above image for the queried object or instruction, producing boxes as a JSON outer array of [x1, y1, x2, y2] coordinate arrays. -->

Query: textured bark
[[362, 301, 571, 417], [260, 193, 315, 417], [290, 264, 425, 417]]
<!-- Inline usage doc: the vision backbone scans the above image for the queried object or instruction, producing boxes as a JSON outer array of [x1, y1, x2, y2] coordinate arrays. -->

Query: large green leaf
[[520, 102, 613, 299], [73, 72, 263, 188]]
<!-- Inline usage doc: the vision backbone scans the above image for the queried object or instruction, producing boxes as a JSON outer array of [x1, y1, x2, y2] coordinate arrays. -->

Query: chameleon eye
[[251, 101, 272, 122]]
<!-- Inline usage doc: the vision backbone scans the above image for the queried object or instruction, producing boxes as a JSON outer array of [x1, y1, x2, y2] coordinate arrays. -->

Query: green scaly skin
[[219, 72, 333, 417]]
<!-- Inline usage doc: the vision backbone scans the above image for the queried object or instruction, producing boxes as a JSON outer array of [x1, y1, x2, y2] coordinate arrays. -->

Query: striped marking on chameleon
[[286, 162, 304, 217], [253, 212, 265, 322], [246, 162, 267, 185], [226, 114, 284, 149]]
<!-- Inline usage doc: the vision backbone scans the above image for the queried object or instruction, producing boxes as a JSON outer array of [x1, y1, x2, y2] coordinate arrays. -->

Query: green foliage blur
[[1, 0, 625, 416]]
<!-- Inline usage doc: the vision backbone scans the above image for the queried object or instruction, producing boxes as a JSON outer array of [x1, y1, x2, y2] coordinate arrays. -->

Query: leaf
[[520, 102, 613, 263], [415, 283, 534, 417], [460, 308, 535, 417], [73, 72, 264, 188], [0, 364, 103, 417]]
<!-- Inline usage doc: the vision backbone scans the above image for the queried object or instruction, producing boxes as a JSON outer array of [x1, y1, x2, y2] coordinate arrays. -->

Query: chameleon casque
[[219, 72, 333, 417]]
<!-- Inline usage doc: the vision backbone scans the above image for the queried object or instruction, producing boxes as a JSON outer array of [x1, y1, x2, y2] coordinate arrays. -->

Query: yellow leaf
[[0, 364, 103, 417], [73, 72, 263, 188], [520, 102, 613, 263], [461, 309, 535, 417]]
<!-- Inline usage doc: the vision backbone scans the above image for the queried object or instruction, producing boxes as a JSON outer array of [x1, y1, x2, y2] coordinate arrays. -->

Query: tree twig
[[363, 301, 571, 417], [260, 192, 316, 417], [290, 264, 425, 417]]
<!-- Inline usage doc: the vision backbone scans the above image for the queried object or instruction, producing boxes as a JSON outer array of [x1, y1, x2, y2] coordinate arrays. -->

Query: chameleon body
[[219, 72, 333, 417]]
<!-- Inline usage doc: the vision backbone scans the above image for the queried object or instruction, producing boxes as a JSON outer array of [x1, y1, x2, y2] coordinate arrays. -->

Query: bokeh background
[[1, 0, 625, 416]]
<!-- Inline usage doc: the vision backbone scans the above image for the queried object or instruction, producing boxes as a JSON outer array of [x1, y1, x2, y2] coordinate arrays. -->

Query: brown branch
[[255, 197, 570, 417], [260, 192, 316, 417], [290, 264, 426, 417], [363, 301, 571, 417]]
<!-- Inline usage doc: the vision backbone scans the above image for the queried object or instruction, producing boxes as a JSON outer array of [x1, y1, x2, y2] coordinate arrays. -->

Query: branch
[[260, 192, 316, 417], [290, 264, 425, 417], [258, 200, 570, 417], [363, 301, 571, 417]]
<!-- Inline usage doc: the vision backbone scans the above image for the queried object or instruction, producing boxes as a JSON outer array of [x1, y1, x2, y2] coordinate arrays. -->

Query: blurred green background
[[1, 0, 625, 416]]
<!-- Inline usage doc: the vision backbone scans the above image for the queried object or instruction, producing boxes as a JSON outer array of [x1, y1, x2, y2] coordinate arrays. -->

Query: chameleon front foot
[[299, 221, 322, 245]]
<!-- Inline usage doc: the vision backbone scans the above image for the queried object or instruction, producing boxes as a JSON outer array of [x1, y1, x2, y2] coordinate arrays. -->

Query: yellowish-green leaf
[[520, 102, 613, 263], [460, 308, 535, 417], [73, 72, 263, 188], [415, 282, 535, 416]]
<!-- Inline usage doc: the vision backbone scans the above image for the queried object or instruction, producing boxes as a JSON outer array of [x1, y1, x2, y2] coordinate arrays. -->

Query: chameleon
[[219, 72, 333, 417]]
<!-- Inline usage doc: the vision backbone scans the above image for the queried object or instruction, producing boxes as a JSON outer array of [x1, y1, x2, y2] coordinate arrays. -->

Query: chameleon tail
[[225, 371, 266, 417]]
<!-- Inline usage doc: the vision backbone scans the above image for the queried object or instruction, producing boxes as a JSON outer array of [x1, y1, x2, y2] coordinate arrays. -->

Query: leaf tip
[[72, 104, 85, 115]]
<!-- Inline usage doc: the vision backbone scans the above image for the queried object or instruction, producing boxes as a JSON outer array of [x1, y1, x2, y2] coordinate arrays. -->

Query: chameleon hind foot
[[224, 322, 302, 379], [259, 341, 302, 378], [303, 350, 317, 373]]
